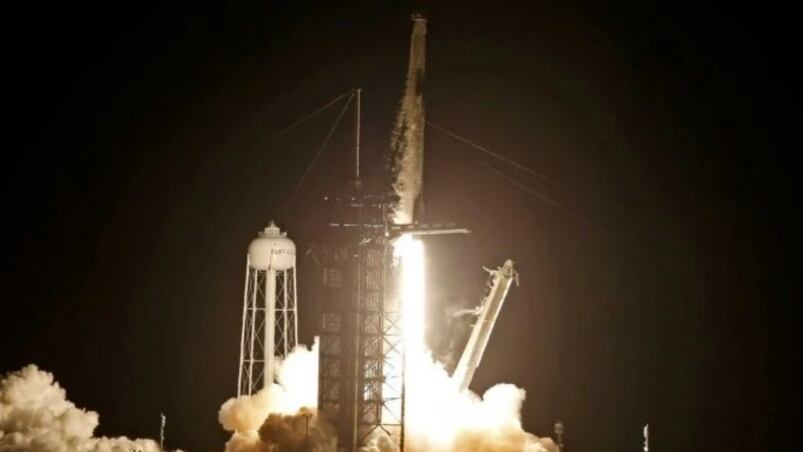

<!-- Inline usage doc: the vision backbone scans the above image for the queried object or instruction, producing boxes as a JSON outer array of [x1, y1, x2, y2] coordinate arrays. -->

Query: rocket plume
[[0, 365, 163, 452], [219, 237, 558, 452], [393, 236, 558, 452], [219, 340, 335, 452]]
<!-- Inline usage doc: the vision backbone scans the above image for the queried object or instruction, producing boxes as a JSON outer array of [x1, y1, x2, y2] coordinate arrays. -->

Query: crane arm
[[452, 259, 518, 392]]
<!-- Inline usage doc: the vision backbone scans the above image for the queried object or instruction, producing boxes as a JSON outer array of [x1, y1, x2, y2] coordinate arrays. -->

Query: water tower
[[237, 220, 298, 395]]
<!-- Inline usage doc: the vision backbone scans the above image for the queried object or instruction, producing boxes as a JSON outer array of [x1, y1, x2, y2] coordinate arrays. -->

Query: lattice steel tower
[[238, 220, 298, 395], [316, 204, 407, 452]]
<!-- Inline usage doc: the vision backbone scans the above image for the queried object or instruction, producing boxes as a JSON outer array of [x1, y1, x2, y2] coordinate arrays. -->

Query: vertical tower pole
[[237, 258, 251, 396], [265, 268, 277, 388], [292, 267, 298, 349], [248, 268, 258, 393], [355, 88, 361, 182], [282, 270, 289, 356]]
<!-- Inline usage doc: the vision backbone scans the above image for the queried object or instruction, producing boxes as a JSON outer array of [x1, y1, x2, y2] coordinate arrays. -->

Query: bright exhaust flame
[[396, 234, 426, 357], [393, 234, 558, 452], [219, 235, 557, 452]]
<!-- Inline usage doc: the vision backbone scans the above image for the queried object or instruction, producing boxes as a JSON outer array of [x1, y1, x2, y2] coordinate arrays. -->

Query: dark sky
[[2, 1, 793, 451]]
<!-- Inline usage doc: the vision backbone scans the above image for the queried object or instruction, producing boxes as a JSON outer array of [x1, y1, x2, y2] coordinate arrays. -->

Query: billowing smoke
[[220, 237, 557, 452], [394, 236, 557, 452], [399, 352, 558, 452], [218, 313, 556, 452], [219, 340, 335, 452], [0, 364, 162, 452], [356, 355, 557, 452], [220, 340, 318, 431], [222, 410, 335, 452]]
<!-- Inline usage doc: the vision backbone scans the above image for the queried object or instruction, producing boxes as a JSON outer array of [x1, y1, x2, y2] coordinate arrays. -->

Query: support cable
[[427, 121, 563, 189], [477, 160, 599, 230], [285, 92, 355, 205], [247, 90, 355, 152]]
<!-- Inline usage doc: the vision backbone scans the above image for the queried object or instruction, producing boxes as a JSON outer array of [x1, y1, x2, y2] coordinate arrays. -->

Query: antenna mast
[[354, 88, 362, 182]]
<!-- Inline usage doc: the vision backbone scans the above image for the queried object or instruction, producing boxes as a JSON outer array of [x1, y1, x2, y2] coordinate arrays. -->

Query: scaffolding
[[317, 213, 405, 451]]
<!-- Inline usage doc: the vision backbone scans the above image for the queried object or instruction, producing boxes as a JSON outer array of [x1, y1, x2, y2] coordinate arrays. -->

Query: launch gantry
[[316, 15, 428, 452]]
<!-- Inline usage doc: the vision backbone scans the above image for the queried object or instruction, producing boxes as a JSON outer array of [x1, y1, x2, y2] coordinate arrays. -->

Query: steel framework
[[238, 258, 298, 396], [318, 236, 405, 452], [452, 259, 517, 392], [356, 241, 404, 446]]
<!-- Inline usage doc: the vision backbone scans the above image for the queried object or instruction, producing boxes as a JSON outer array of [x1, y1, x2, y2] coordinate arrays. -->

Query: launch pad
[[232, 13, 531, 452], [313, 189, 471, 451]]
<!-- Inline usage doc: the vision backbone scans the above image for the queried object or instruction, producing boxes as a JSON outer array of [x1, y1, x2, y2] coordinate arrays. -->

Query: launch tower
[[316, 14, 428, 451], [316, 197, 405, 452]]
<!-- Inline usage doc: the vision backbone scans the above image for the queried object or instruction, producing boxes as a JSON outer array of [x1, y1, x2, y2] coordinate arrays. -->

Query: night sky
[[3, 1, 793, 451]]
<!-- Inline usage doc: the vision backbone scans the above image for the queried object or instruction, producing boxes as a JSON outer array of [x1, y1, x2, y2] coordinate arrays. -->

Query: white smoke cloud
[[400, 351, 557, 452], [0, 364, 163, 452], [222, 410, 335, 452], [219, 340, 333, 452], [219, 238, 557, 452], [218, 340, 557, 452]]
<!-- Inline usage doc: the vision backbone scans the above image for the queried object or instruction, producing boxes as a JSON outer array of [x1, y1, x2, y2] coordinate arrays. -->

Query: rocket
[[391, 14, 427, 225]]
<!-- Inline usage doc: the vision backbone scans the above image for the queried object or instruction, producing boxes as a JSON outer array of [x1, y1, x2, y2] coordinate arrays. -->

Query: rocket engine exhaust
[[218, 14, 559, 452]]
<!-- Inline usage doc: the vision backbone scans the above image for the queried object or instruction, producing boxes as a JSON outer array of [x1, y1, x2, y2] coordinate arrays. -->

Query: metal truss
[[238, 261, 298, 396], [317, 240, 406, 451], [357, 241, 404, 448]]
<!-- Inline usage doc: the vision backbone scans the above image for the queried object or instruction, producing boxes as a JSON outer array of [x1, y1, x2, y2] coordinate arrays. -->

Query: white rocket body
[[391, 15, 427, 225]]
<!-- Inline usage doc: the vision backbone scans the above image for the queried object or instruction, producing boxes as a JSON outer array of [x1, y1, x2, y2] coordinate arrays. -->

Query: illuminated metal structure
[[317, 15, 429, 451], [316, 214, 404, 452], [313, 14, 469, 451], [315, 127, 410, 449], [237, 221, 298, 395], [452, 259, 518, 392]]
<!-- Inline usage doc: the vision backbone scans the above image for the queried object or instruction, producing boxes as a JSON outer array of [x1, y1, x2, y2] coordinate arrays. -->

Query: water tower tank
[[238, 220, 299, 396], [248, 221, 296, 270]]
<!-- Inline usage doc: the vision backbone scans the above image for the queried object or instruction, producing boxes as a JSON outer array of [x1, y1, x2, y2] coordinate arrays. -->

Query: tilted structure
[[452, 259, 518, 392]]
